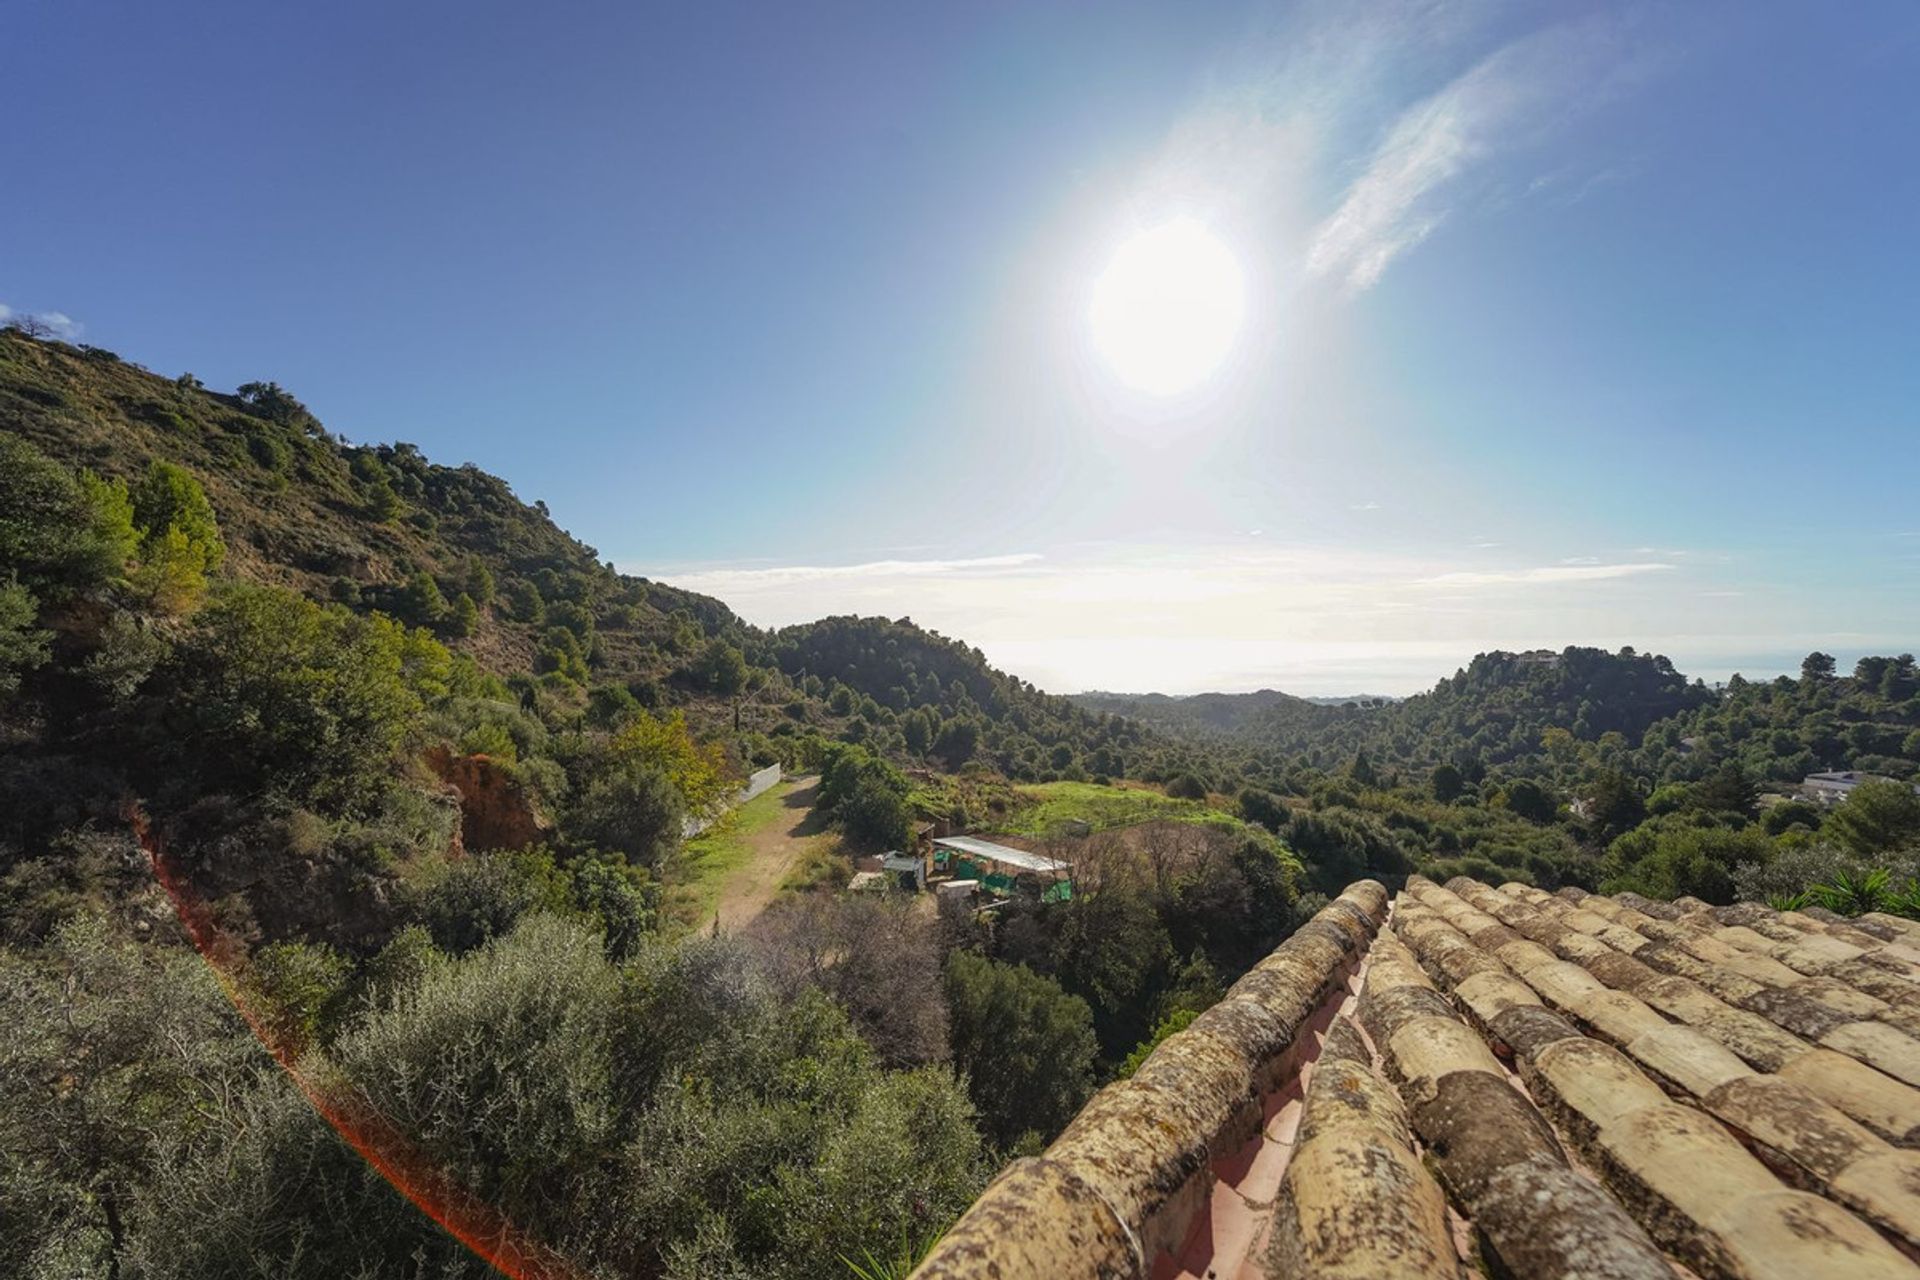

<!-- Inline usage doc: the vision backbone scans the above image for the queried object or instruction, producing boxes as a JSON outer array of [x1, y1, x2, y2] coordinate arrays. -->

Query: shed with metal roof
[[931, 836, 1072, 901]]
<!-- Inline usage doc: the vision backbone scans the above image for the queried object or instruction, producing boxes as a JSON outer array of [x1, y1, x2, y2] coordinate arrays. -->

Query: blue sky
[[6, 1, 1918, 693]]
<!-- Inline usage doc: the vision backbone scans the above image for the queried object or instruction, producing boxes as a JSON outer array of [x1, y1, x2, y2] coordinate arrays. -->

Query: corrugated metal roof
[[931, 835, 1071, 876]]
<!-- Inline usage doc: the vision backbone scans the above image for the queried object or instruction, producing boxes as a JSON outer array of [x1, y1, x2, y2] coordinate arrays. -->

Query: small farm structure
[[880, 850, 927, 892], [930, 835, 1073, 903]]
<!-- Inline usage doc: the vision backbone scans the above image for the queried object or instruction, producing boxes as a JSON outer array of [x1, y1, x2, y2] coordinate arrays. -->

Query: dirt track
[[712, 775, 822, 931]]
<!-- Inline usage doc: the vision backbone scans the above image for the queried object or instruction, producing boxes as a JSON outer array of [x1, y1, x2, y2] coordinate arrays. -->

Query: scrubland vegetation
[[3, 327, 1915, 1277]]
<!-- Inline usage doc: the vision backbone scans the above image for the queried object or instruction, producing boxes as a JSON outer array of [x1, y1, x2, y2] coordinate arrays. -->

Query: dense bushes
[[0, 579, 49, 698], [566, 767, 685, 868], [0, 435, 138, 594], [817, 743, 914, 850], [1601, 816, 1771, 903], [3, 909, 988, 1279], [1824, 779, 1920, 857], [157, 585, 473, 810], [750, 895, 949, 1066], [943, 951, 1096, 1150]]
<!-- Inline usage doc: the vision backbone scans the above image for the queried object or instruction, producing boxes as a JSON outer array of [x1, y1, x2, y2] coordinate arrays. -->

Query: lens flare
[[129, 805, 583, 1280]]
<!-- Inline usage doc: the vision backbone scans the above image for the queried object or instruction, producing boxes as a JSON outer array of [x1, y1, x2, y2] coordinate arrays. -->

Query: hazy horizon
[[646, 541, 1914, 697]]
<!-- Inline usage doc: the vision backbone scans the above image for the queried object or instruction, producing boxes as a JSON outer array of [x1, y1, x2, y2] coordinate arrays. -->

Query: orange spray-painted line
[[127, 805, 584, 1280]]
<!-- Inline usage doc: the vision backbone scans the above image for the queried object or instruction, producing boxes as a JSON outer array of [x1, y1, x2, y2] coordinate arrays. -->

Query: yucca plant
[[1812, 866, 1892, 917], [1883, 876, 1920, 921], [842, 1220, 953, 1280], [1766, 889, 1815, 912]]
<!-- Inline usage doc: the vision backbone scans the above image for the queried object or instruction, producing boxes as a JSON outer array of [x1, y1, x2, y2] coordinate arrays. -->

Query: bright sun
[[1089, 218, 1246, 395]]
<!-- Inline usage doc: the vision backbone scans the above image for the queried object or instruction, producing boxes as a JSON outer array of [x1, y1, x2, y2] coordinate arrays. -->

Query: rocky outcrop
[[425, 746, 550, 853]]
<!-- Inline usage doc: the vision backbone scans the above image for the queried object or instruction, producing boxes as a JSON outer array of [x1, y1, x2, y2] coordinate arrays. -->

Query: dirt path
[[712, 775, 822, 931]]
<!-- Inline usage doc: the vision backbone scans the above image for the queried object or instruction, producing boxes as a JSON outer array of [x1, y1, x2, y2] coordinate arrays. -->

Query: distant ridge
[[1299, 693, 1403, 706]]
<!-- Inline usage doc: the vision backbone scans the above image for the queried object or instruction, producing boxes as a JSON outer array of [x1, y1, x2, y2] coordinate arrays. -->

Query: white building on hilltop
[[1800, 770, 1920, 807]]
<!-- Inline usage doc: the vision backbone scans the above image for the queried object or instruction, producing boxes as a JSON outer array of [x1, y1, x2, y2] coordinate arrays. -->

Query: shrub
[[819, 745, 913, 851], [1165, 773, 1208, 800], [944, 951, 1096, 1150], [1825, 780, 1920, 856], [245, 431, 291, 474], [0, 437, 136, 591], [412, 849, 573, 954], [243, 940, 352, 1053], [132, 525, 211, 613], [568, 766, 684, 869], [0, 579, 50, 699], [130, 460, 223, 573], [752, 895, 948, 1067], [1118, 1008, 1197, 1079], [1602, 817, 1771, 904], [161, 586, 448, 809], [1497, 778, 1556, 822], [1236, 787, 1286, 831], [331, 915, 621, 1227]]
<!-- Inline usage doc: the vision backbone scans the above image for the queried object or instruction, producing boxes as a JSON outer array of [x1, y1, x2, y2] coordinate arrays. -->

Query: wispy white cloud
[[0, 303, 83, 339], [1307, 16, 1641, 290], [646, 552, 1044, 594], [1627, 545, 1732, 563], [1421, 562, 1673, 586], [1526, 160, 1636, 208], [1350, 500, 1381, 511]]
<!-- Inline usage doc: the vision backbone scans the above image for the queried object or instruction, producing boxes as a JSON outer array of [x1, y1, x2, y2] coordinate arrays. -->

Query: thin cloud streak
[[1307, 15, 1640, 290], [647, 552, 1044, 593], [1422, 562, 1674, 586]]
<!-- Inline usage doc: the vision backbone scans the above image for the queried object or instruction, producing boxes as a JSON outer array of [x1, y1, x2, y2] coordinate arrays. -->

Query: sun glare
[[1089, 218, 1246, 395]]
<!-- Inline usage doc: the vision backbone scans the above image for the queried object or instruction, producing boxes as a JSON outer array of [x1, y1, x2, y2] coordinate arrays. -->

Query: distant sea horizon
[[1027, 643, 1913, 703]]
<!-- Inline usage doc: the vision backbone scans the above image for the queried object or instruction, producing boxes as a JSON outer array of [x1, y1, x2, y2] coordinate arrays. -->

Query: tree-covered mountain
[[0, 330, 752, 697], [1635, 653, 1920, 785], [1073, 687, 1331, 736], [1074, 645, 1920, 919], [1076, 647, 1714, 785], [770, 615, 1150, 779], [1073, 645, 1920, 797], [0, 332, 1170, 768]]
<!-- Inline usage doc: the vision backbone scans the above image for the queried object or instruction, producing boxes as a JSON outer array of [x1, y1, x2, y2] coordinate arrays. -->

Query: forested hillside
[[0, 329, 1309, 1279], [1073, 687, 1330, 736], [0, 331, 768, 706], [771, 615, 1147, 778], [1080, 645, 1920, 923], [1077, 647, 1712, 781], [1073, 645, 1920, 796]]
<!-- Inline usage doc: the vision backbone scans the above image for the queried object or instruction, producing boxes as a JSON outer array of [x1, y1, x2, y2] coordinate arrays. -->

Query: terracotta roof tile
[[912, 878, 1920, 1280]]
